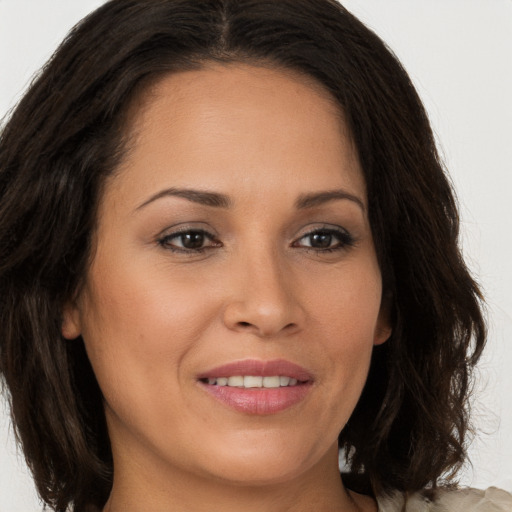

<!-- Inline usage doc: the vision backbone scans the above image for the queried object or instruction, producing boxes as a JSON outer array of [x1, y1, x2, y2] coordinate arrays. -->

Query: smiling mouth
[[197, 359, 313, 414], [199, 375, 306, 388]]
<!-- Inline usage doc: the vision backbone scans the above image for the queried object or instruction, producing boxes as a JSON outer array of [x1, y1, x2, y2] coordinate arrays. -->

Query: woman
[[0, 1, 510, 511]]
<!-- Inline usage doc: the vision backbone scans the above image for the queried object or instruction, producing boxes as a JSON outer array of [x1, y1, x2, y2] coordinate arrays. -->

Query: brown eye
[[158, 229, 220, 253], [295, 228, 355, 252], [308, 232, 333, 249], [180, 231, 206, 249]]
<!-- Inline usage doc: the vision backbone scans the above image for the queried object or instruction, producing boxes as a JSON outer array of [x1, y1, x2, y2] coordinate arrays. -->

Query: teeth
[[227, 376, 244, 387], [244, 376, 263, 388], [262, 376, 280, 388], [205, 375, 302, 388]]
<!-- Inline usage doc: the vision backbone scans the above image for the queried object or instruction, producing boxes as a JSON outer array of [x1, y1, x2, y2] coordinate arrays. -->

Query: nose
[[222, 248, 305, 338]]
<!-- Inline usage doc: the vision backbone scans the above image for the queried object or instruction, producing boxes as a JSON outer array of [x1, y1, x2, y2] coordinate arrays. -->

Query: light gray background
[[1, 1, 511, 510]]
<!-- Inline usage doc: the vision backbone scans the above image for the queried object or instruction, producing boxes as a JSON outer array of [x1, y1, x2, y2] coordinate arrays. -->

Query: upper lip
[[197, 359, 314, 382]]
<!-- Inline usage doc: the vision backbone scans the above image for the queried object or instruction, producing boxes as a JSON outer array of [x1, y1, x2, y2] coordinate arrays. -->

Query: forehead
[[107, 63, 365, 209], [135, 62, 343, 124]]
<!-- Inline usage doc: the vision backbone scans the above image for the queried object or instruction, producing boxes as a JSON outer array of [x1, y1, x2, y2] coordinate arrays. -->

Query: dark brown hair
[[0, 1, 486, 510]]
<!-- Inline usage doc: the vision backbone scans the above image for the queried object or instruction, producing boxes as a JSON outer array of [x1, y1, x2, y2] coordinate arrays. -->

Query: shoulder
[[376, 486, 512, 512]]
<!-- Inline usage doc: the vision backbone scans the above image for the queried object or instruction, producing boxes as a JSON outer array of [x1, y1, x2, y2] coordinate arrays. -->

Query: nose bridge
[[223, 238, 302, 337], [247, 242, 289, 305]]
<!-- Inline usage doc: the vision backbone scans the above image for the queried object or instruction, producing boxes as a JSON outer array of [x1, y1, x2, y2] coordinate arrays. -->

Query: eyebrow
[[136, 187, 232, 211], [136, 187, 365, 213], [295, 190, 366, 212]]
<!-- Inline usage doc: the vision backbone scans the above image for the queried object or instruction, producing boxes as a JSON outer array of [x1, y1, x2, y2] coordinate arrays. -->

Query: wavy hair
[[0, 1, 486, 510]]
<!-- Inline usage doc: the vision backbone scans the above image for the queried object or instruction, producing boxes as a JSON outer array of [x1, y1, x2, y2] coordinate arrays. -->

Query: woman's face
[[64, 64, 390, 489]]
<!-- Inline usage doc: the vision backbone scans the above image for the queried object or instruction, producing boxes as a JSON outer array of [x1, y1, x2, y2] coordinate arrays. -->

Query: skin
[[63, 63, 391, 512]]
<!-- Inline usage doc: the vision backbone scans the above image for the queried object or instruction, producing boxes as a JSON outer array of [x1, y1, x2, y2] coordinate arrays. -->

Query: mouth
[[199, 375, 305, 388], [197, 359, 313, 415]]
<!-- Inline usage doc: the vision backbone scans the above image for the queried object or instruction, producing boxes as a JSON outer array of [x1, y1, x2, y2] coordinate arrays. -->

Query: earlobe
[[374, 293, 393, 345], [61, 302, 82, 340], [374, 323, 392, 345]]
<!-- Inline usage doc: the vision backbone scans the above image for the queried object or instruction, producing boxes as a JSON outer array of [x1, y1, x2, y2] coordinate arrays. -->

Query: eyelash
[[157, 227, 356, 254], [293, 227, 356, 253], [157, 228, 220, 254]]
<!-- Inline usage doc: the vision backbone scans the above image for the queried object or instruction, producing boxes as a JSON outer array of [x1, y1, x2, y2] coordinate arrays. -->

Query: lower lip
[[199, 382, 312, 415]]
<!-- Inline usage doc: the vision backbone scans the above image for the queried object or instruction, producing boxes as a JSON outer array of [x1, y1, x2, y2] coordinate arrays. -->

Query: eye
[[157, 229, 221, 253], [294, 227, 355, 252]]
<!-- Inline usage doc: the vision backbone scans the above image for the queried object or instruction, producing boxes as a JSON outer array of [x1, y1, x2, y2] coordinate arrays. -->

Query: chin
[[194, 437, 328, 487], [206, 459, 307, 488]]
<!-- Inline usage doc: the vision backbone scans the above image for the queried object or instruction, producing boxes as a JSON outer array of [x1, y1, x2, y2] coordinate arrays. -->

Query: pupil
[[182, 232, 204, 249], [310, 232, 332, 248]]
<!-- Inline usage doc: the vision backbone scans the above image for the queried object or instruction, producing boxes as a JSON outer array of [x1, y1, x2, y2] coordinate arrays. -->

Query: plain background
[[1, 1, 511, 510]]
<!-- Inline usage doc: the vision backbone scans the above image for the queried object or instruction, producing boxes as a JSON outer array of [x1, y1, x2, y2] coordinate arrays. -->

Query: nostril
[[238, 322, 252, 328]]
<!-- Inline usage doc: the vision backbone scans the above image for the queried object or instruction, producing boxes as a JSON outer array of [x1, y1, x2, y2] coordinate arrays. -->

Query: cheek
[[308, 261, 382, 341], [305, 261, 382, 395], [77, 255, 217, 408], [82, 251, 216, 343]]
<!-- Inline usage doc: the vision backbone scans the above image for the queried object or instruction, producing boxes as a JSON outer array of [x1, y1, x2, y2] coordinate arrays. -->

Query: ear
[[61, 301, 82, 340], [374, 292, 393, 346]]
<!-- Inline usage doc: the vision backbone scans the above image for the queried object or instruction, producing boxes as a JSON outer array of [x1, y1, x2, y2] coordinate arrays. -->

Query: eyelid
[[292, 225, 356, 251], [156, 221, 218, 241], [156, 225, 221, 253]]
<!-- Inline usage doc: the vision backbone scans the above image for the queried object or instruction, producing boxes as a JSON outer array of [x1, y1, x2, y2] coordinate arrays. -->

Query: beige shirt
[[377, 487, 512, 512]]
